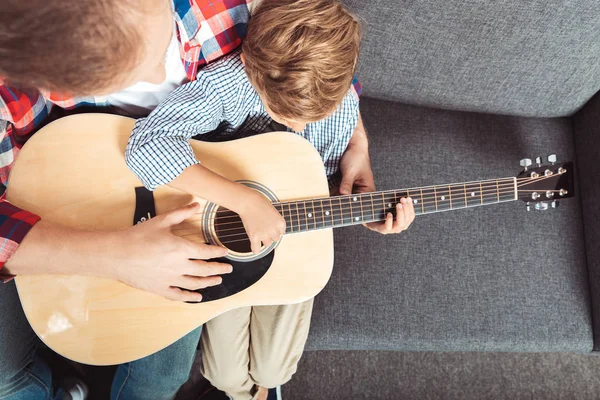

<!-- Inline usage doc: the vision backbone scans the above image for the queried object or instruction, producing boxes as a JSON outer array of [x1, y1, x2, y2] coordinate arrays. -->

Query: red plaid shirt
[[0, 0, 362, 279]]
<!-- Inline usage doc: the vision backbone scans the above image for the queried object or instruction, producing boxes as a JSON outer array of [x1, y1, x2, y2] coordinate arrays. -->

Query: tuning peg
[[520, 158, 532, 171], [551, 200, 559, 209], [548, 154, 557, 165], [535, 156, 542, 167], [535, 202, 549, 211], [526, 202, 531, 212]]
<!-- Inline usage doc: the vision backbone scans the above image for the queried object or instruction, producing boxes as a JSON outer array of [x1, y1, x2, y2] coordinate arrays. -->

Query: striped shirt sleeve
[[126, 75, 224, 190]]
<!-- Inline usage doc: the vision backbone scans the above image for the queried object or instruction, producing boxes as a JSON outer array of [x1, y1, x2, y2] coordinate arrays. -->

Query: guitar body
[[7, 114, 333, 366]]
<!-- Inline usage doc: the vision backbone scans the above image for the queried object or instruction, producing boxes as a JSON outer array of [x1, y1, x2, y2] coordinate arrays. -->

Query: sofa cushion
[[573, 91, 600, 350], [343, 0, 600, 117], [305, 97, 591, 352]]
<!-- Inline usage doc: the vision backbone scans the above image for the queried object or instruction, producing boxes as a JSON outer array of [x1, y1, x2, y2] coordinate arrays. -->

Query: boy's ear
[[240, 52, 246, 66]]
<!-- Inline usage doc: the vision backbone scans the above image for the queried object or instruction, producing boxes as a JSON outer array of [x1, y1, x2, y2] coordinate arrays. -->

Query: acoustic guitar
[[7, 114, 574, 365]]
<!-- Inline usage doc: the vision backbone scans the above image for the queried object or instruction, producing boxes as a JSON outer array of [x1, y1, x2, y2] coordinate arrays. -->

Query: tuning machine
[[534, 202, 549, 211], [520, 158, 532, 171], [535, 156, 542, 167], [548, 154, 557, 165]]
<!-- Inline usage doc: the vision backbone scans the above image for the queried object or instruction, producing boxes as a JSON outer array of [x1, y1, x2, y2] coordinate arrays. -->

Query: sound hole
[[214, 207, 251, 253]]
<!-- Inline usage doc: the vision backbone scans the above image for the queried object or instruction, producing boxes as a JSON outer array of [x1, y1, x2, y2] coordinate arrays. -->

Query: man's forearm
[[4, 221, 119, 278], [348, 113, 369, 149]]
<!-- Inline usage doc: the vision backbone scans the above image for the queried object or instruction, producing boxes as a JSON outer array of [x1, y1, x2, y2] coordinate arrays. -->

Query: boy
[[126, 0, 414, 398]]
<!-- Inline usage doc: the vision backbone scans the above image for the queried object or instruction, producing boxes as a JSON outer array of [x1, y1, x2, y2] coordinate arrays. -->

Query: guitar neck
[[273, 176, 518, 234]]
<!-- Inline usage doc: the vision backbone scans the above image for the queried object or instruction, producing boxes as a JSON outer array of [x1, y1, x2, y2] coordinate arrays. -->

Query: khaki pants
[[201, 299, 314, 400]]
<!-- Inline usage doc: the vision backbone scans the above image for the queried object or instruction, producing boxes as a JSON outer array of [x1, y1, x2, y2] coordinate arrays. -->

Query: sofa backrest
[[344, 0, 600, 117]]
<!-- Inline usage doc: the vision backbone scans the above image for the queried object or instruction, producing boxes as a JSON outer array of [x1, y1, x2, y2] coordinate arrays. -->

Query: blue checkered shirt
[[126, 50, 360, 190]]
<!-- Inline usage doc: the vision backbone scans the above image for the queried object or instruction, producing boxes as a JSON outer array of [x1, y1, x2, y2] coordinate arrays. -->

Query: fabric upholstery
[[305, 97, 591, 352], [573, 91, 600, 351], [342, 0, 600, 117]]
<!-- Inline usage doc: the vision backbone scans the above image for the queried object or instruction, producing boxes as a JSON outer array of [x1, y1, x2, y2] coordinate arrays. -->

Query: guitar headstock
[[516, 155, 574, 211]]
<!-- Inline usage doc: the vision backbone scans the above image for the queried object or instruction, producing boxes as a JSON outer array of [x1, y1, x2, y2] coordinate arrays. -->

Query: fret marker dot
[[307, 213, 312, 218], [471, 192, 476, 197], [441, 196, 445, 200], [354, 217, 360, 221], [388, 203, 392, 208], [413, 199, 418, 204], [325, 211, 330, 216], [353, 196, 358, 201]]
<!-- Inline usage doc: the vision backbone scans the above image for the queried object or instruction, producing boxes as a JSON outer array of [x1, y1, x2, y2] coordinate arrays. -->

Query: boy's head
[[0, 0, 173, 96], [242, 0, 362, 132]]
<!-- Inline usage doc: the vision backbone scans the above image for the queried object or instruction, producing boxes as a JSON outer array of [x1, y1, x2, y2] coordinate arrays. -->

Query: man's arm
[[338, 113, 415, 234], [0, 87, 231, 301], [5, 204, 232, 301]]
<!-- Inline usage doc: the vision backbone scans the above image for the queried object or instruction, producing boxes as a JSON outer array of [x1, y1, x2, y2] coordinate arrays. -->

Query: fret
[[318, 198, 327, 229], [495, 180, 500, 202], [435, 185, 452, 212], [448, 185, 453, 209], [297, 201, 308, 232], [294, 201, 301, 231], [463, 183, 468, 208], [420, 187, 436, 214], [287, 202, 295, 233], [357, 195, 365, 224], [337, 196, 348, 227], [479, 181, 484, 205], [418, 187, 424, 214], [325, 199, 335, 228], [383, 192, 397, 219], [433, 186, 438, 212], [499, 178, 517, 202], [310, 199, 317, 230], [451, 184, 467, 209], [369, 193, 376, 223], [465, 183, 479, 208], [276, 203, 287, 234]]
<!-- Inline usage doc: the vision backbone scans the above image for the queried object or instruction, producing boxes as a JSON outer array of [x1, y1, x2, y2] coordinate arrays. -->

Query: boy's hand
[[365, 197, 415, 234], [237, 191, 286, 254]]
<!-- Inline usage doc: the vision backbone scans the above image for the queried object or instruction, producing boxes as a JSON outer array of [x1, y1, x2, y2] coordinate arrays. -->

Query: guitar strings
[[181, 174, 555, 224], [175, 178, 520, 227], [186, 188, 560, 236], [179, 185, 562, 244], [172, 174, 559, 233], [178, 175, 538, 219]]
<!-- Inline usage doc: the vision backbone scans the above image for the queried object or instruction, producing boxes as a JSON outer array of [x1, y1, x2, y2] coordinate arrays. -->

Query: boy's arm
[[126, 79, 285, 254]]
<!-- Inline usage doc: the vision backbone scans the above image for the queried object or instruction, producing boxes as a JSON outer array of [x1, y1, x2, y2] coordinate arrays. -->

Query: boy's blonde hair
[[242, 0, 362, 122]]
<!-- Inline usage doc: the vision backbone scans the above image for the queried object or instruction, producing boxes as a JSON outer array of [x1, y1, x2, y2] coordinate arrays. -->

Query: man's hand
[[338, 114, 415, 234], [115, 203, 232, 301], [6, 203, 232, 302]]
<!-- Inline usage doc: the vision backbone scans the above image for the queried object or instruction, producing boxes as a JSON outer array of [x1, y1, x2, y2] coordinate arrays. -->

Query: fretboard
[[273, 177, 517, 234]]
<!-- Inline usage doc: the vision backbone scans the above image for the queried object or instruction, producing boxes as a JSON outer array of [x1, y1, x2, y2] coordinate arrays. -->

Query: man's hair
[[0, 0, 143, 95], [242, 0, 362, 122]]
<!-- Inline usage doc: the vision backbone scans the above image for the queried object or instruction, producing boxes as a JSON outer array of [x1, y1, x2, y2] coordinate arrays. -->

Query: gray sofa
[[304, 0, 600, 355]]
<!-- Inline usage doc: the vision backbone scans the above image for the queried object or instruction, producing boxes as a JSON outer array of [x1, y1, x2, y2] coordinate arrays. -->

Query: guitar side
[[7, 114, 333, 365]]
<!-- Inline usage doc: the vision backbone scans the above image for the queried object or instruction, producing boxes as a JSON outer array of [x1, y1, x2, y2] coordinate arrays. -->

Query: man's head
[[0, 0, 173, 96], [242, 0, 362, 132]]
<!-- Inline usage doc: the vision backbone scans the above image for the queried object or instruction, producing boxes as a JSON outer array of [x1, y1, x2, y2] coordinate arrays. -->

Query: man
[[0, 0, 412, 399]]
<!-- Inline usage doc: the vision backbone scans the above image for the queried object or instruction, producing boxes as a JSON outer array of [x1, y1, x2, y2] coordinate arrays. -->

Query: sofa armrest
[[573, 91, 600, 350]]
